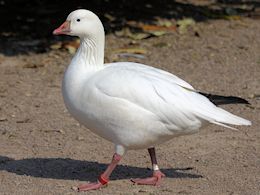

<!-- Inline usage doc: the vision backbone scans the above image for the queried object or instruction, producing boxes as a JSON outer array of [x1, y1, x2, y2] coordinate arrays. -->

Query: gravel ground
[[0, 17, 259, 195]]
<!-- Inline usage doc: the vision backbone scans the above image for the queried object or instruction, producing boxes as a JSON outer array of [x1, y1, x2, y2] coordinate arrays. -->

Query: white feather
[[60, 10, 251, 152]]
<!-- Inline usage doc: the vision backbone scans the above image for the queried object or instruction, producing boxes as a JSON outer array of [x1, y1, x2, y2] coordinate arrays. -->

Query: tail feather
[[211, 121, 238, 131], [199, 92, 250, 106], [196, 106, 252, 127], [191, 91, 252, 127], [212, 107, 252, 126]]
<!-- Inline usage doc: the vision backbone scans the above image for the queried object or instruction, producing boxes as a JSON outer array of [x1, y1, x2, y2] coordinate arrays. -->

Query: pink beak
[[53, 21, 71, 35]]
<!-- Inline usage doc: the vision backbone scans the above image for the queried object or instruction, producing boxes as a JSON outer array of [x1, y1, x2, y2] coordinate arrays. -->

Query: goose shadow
[[0, 156, 202, 182]]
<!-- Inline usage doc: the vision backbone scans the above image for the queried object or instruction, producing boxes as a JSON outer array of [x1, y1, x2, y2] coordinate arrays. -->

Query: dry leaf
[[177, 18, 196, 34], [155, 18, 173, 27], [64, 45, 77, 54], [224, 15, 242, 20], [225, 7, 238, 15], [127, 20, 176, 32], [141, 24, 176, 32], [114, 47, 147, 54], [117, 53, 146, 59], [150, 31, 167, 37], [128, 32, 150, 40], [104, 13, 116, 21], [115, 27, 150, 40], [125, 21, 176, 39], [113, 47, 147, 59], [50, 39, 80, 54], [63, 39, 80, 54], [50, 42, 62, 50]]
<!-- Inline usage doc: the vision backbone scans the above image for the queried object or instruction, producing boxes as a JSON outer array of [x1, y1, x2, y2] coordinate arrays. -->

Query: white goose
[[53, 9, 251, 191]]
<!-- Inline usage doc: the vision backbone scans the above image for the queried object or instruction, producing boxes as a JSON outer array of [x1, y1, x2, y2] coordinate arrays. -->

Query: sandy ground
[[0, 18, 259, 195]]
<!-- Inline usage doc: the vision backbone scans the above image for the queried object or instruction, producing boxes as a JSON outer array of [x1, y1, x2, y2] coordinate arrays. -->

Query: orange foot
[[73, 175, 109, 191], [131, 170, 166, 186], [72, 181, 104, 191]]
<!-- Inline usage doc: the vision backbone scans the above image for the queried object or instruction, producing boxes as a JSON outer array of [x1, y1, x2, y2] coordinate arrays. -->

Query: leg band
[[153, 164, 159, 171], [98, 174, 109, 185]]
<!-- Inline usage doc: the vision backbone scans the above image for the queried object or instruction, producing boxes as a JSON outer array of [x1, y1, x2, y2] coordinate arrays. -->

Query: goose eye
[[76, 19, 80, 22]]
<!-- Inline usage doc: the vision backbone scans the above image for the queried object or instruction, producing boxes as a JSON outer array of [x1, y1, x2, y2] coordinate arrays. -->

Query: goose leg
[[73, 153, 122, 191], [131, 147, 165, 186]]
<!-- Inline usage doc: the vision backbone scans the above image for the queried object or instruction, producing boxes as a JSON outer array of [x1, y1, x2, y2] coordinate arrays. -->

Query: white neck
[[71, 35, 105, 70], [62, 30, 105, 110]]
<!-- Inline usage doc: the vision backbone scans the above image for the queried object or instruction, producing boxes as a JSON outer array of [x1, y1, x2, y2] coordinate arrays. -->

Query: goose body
[[53, 9, 251, 191], [63, 61, 201, 150], [63, 60, 250, 151]]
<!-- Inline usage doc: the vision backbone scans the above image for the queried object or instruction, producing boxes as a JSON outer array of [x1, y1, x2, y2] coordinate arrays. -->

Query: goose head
[[53, 9, 104, 39]]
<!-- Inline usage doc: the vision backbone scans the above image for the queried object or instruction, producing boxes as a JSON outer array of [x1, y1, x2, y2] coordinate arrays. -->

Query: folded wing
[[94, 62, 251, 131]]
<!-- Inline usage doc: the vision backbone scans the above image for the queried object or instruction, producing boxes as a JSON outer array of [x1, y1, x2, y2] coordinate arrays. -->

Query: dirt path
[[0, 18, 259, 195]]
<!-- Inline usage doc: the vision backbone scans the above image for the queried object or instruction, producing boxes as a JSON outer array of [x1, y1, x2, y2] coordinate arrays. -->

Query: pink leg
[[131, 148, 165, 186], [73, 153, 122, 191], [132, 170, 165, 185]]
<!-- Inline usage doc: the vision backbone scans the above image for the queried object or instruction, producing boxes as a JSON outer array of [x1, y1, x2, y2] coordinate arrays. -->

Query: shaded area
[[0, 156, 202, 182], [0, 0, 259, 55]]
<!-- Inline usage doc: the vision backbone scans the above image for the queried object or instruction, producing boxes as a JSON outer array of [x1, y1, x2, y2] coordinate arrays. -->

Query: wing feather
[[94, 62, 202, 131], [92, 62, 250, 131]]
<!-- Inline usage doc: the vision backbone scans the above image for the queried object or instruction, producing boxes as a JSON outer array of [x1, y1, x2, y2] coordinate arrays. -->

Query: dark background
[[0, 0, 259, 54]]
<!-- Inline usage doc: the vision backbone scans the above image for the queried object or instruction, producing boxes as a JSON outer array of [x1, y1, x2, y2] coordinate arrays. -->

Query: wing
[[108, 62, 195, 91], [91, 62, 250, 131], [88, 62, 203, 131]]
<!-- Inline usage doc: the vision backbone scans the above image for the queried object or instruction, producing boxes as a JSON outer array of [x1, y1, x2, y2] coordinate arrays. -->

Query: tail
[[209, 107, 252, 130], [199, 92, 250, 106], [192, 92, 251, 129]]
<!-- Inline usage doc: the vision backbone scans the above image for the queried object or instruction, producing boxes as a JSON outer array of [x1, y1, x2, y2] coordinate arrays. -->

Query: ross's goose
[[53, 9, 251, 191]]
